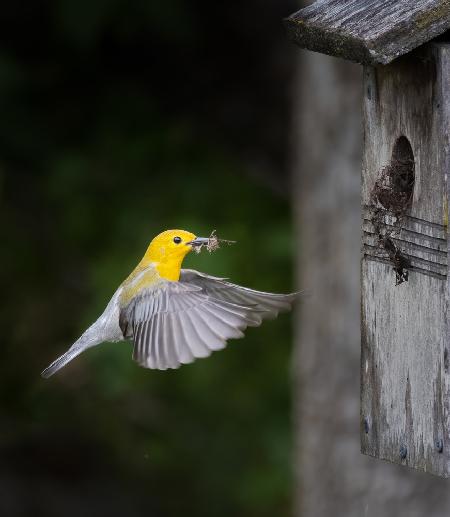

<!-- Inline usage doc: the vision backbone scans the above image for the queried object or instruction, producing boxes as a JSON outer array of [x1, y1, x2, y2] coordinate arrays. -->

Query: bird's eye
[[173, 236, 182, 244]]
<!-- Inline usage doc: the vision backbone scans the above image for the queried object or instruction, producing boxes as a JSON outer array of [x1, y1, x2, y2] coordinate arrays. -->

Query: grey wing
[[180, 269, 299, 319], [119, 281, 267, 371]]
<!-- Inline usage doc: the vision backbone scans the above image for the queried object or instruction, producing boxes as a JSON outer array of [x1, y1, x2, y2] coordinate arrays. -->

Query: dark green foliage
[[0, 1, 296, 515]]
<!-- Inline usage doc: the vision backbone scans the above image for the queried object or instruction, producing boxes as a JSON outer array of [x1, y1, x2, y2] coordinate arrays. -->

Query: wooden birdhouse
[[285, 0, 450, 477]]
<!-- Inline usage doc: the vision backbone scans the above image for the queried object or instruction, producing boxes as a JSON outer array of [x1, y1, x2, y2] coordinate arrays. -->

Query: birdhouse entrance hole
[[373, 136, 415, 214], [368, 136, 415, 285]]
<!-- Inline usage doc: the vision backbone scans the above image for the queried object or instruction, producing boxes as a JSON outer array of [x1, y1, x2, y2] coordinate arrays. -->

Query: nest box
[[286, 0, 450, 477]]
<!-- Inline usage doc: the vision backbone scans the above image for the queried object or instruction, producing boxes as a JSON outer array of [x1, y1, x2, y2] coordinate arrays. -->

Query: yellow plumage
[[42, 229, 298, 377], [120, 230, 196, 304]]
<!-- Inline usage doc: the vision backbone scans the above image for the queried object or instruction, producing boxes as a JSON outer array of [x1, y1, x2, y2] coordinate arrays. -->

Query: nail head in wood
[[400, 445, 408, 460]]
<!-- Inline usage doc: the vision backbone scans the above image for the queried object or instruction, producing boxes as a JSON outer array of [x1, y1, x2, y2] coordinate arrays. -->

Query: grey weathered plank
[[293, 39, 450, 516], [361, 43, 450, 476], [285, 0, 450, 65], [292, 50, 367, 516]]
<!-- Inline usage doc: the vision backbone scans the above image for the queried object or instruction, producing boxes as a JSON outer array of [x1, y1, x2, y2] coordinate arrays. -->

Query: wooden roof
[[285, 0, 450, 65]]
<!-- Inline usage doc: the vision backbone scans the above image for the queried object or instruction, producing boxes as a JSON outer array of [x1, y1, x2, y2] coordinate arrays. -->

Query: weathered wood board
[[285, 0, 450, 65], [361, 43, 450, 476]]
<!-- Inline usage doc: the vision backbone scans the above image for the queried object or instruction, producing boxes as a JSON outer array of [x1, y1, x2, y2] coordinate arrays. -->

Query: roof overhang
[[285, 0, 450, 65]]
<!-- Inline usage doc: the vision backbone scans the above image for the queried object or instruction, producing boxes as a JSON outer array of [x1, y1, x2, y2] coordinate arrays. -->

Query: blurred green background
[[0, 1, 297, 516]]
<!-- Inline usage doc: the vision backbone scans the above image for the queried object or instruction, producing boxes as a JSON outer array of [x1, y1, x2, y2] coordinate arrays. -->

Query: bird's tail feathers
[[41, 324, 104, 378]]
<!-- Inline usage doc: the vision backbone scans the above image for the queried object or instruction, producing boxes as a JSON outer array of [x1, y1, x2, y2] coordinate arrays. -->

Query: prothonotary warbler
[[42, 229, 298, 378]]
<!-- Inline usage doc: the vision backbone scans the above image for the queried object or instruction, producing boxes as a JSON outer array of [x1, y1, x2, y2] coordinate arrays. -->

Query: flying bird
[[42, 229, 298, 378]]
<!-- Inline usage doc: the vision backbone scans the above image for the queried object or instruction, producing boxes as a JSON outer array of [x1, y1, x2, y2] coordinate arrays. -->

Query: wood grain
[[361, 43, 450, 476], [285, 0, 450, 65], [293, 40, 450, 517]]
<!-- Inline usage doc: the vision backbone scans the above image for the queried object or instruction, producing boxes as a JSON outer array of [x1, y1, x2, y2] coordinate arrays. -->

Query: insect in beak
[[187, 237, 210, 247]]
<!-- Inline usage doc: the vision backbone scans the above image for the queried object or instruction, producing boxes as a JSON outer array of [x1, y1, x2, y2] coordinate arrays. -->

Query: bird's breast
[[120, 264, 162, 306]]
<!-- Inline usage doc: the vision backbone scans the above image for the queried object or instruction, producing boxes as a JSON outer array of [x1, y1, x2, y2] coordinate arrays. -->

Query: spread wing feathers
[[120, 273, 299, 371], [120, 281, 271, 370], [180, 269, 298, 319]]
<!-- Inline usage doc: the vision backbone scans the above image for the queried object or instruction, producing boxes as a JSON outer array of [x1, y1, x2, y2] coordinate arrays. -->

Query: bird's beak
[[187, 237, 209, 248]]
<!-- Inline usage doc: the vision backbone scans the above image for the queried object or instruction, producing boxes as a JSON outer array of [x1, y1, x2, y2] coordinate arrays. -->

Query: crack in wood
[[363, 219, 447, 248], [363, 233, 448, 266], [363, 248, 447, 280]]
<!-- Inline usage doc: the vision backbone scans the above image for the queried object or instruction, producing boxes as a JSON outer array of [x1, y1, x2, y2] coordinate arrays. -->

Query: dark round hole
[[391, 136, 415, 195], [374, 136, 415, 213]]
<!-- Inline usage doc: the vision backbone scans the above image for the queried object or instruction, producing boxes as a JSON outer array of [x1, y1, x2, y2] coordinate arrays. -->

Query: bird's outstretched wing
[[180, 269, 298, 317], [119, 270, 298, 370]]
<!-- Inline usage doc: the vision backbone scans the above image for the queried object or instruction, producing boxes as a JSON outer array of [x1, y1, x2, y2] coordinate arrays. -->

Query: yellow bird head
[[141, 229, 209, 281]]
